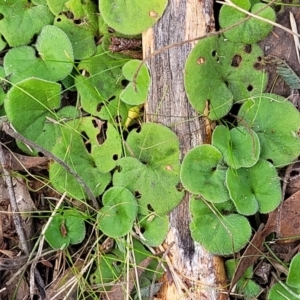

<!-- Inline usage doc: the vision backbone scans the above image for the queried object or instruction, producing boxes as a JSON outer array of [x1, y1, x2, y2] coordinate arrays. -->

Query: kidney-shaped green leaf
[[45, 209, 86, 249], [4, 25, 74, 83], [219, 1, 276, 44], [0, 1, 54, 47], [212, 125, 260, 169], [113, 123, 183, 215], [238, 94, 300, 166], [180, 144, 230, 203], [190, 198, 251, 255], [4, 77, 61, 152], [287, 253, 300, 289], [137, 214, 169, 247], [99, 0, 168, 35], [120, 60, 151, 106], [184, 35, 267, 120], [98, 186, 138, 238], [226, 159, 281, 216]]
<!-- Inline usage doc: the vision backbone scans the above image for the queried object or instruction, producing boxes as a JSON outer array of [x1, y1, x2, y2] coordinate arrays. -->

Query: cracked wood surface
[[143, 0, 227, 299]]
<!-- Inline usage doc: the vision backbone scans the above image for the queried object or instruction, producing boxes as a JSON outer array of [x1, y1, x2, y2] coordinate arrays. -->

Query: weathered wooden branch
[[143, 1, 227, 299]]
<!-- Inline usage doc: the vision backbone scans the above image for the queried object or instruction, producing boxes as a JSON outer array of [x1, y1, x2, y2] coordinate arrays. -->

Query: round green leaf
[[238, 94, 300, 166], [190, 198, 251, 255], [98, 187, 138, 238], [219, 1, 276, 44], [120, 60, 151, 105], [212, 125, 260, 169], [137, 214, 169, 247], [4, 77, 61, 153], [99, 0, 168, 35], [45, 209, 86, 249], [287, 253, 300, 289], [4, 25, 74, 83], [63, 210, 86, 245], [44, 213, 69, 249], [0, 1, 54, 47], [180, 145, 230, 203], [226, 159, 281, 215], [268, 283, 300, 300], [184, 36, 267, 120], [113, 123, 183, 215]]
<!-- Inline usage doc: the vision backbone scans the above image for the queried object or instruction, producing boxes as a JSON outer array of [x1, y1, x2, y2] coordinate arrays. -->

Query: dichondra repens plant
[[1, 0, 300, 296]]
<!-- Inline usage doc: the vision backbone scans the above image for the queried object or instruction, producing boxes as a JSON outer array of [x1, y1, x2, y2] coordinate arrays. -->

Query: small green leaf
[[113, 123, 183, 215], [212, 125, 260, 169], [184, 36, 267, 120], [98, 187, 138, 238], [219, 1, 276, 44], [137, 214, 169, 247], [226, 259, 262, 300], [180, 145, 230, 203], [89, 250, 124, 287], [238, 94, 300, 166], [0, 1, 54, 47], [120, 60, 151, 105], [190, 198, 251, 255], [99, 0, 168, 35], [226, 159, 281, 215], [45, 209, 86, 249], [287, 253, 300, 289], [4, 25, 74, 83]]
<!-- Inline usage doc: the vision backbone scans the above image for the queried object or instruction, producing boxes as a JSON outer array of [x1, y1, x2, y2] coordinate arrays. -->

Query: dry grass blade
[[290, 12, 300, 64]]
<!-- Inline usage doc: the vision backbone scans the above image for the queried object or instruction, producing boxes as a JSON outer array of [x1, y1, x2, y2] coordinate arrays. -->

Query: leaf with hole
[[49, 118, 111, 199], [4, 25, 74, 83], [91, 123, 122, 173], [180, 144, 230, 203], [190, 198, 251, 255], [120, 60, 151, 105], [226, 159, 281, 215], [212, 125, 260, 169], [99, 0, 168, 35], [98, 186, 138, 238], [184, 35, 267, 120], [54, 14, 96, 60], [0, 1, 54, 47], [75, 46, 128, 117], [45, 209, 86, 249], [137, 214, 169, 247], [238, 94, 300, 166], [113, 123, 183, 215], [219, 0, 276, 44]]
